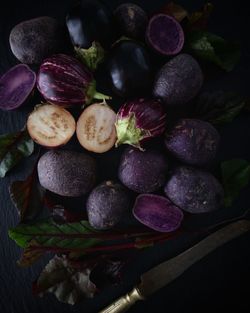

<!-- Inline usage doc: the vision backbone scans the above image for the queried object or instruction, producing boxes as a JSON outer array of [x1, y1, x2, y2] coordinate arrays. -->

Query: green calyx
[[75, 41, 105, 72], [115, 114, 150, 150], [86, 80, 111, 106]]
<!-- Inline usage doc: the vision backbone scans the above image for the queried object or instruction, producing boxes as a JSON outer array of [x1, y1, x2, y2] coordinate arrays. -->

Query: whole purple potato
[[165, 119, 220, 166], [87, 181, 130, 230], [164, 166, 224, 213], [38, 150, 96, 197], [153, 53, 203, 107], [118, 147, 168, 193]]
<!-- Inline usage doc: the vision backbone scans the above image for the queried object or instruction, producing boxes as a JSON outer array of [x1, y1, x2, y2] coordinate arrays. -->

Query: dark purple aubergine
[[146, 14, 184, 56], [0, 64, 36, 111], [66, 0, 115, 49], [114, 3, 148, 39], [164, 166, 224, 213], [165, 119, 220, 166], [115, 98, 167, 149], [103, 40, 152, 98], [153, 54, 203, 107], [118, 147, 168, 193], [133, 194, 184, 232], [37, 54, 110, 107]]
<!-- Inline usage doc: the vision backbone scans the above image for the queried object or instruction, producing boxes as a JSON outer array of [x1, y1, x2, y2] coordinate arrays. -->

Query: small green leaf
[[0, 129, 34, 178], [187, 31, 241, 71], [221, 159, 250, 207]]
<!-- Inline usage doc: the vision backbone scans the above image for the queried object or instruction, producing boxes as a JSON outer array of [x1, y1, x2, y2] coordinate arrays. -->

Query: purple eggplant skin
[[164, 166, 224, 213], [146, 14, 184, 56], [37, 54, 109, 107], [0, 64, 36, 111], [116, 98, 167, 149], [118, 147, 168, 193], [104, 40, 152, 98], [37, 150, 97, 197], [133, 194, 184, 232], [87, 181, 130, 230], [153, 54, 203, 107], [9, 16, 65, 64], [66, 0, 115, 49], [114, 3, 148, 40], [165, 119, 220, 166]]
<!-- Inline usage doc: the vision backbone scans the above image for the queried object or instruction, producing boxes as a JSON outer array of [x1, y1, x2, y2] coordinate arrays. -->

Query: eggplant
[[103, 40, 152, 98]]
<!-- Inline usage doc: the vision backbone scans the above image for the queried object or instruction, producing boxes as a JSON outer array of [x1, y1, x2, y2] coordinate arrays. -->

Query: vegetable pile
[[1, 0, 250, 306]]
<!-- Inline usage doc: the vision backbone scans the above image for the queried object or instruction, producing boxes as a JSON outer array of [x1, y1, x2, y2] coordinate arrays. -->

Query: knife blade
[[99, 219, 250, 313]]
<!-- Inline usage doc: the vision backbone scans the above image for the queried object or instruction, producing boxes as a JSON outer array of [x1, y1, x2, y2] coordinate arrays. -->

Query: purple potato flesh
[[146, 14, 184, 55], [133, 194, 183, 232], [118, 147, 168, 193], [0, 64, 36, 110], [165, 119, 220, 166], [164, 166, 224, 213]]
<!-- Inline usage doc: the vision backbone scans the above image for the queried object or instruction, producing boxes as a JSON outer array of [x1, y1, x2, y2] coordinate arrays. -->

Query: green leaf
[[186, 31, 241, 71], [9, 165, 45, 222], [194, 91, 245, 125], [33, 255, 97, 304], [0, 129, 34, 178], [8, 219, 100, 250], [221, 159, 250, 207]]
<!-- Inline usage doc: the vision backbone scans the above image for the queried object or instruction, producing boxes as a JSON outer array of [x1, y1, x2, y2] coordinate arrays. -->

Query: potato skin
[[9, 16, 64, 64], [37, 150, 96, 197], [164, 166, 224, 213], [87, 181, 130, 230], [153, 53, 203, 107], [165, 119, 220, 166], [118, 147, 168, 193]]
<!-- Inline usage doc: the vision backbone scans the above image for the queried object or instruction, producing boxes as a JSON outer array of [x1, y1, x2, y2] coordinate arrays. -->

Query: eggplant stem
[[93, 91, 112, 101]]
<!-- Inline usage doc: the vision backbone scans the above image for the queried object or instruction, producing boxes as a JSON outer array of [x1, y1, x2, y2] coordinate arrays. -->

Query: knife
[[99, 219, 250, 313]]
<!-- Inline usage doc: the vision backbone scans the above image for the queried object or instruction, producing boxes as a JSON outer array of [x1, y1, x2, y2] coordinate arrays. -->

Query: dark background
[[1, 1, 250, 313]]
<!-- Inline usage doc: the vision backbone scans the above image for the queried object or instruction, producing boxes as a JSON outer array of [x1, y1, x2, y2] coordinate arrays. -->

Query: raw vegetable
[[164, 166, 224, 213], [146, 14, 184, 56], [114, 3, 148, 39], [165, 119, 220, 166], [160, 2, 188, 22], [133, 194, 184, 232], [87, 181, 130, 230], [76, 102, 116, 153], [0, 64, 36, 111], [153, 53, 203, 107], [115, 98, 166, 149], [37, 150, 96, 197], [118, 147, 168, 193], [9, 16, 64, 64], [37, 54, 110, 107], [27, 104, 76, 148], [103, 40, 152, 98]]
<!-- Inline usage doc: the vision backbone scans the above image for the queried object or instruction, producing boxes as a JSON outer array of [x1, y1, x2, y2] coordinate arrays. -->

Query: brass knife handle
[[99, 287, 144, 313]]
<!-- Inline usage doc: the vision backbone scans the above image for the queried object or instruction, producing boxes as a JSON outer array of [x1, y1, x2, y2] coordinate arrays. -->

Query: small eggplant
[[37, 54, 110, 107], [115, 98, 166, 149], [0, 64, 36, 111], [103, 40, 152, 98]]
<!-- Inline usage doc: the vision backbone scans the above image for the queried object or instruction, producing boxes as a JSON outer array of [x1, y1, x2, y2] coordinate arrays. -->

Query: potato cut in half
[[27, 103, 76, 147], [76, 102, 117, 153]]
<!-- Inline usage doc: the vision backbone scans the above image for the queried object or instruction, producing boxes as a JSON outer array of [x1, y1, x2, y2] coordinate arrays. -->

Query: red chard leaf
[[18, 240, 44, 267]]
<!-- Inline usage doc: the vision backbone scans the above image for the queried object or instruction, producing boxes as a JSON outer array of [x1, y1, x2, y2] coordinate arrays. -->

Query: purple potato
[[118, 147, 168, 193], [164, 166, 224, 213], [114, 3, 148, 39], [9, 16, 64, 64], [165, 119, 220, 166], [87, 181, 130, 230], [38, 150, 96, 197], [153, 53, 203, 107], [133, 194, 184, 232], [0, 64, 36, 110], [146, 14, 184, 56]]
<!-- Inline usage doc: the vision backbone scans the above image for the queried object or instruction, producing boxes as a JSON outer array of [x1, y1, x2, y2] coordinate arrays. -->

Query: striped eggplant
[[115, 98, 167, 150], [37, 54, 110, 107]]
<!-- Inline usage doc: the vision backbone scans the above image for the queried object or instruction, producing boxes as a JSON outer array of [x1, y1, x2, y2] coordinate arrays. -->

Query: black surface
[[1, 1, 250, 313]]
